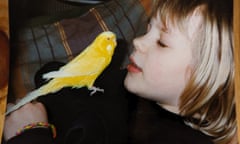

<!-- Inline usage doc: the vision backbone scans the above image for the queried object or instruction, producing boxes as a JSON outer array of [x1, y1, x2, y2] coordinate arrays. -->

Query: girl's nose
[[133, 36, 147, 53]]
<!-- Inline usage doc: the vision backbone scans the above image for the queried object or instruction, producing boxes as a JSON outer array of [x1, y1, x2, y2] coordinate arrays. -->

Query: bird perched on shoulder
[[6, 31, 117, 115]]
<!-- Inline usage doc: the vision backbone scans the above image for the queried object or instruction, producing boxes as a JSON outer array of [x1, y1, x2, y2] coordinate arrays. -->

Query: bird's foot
[[89, 86, 104, 96]]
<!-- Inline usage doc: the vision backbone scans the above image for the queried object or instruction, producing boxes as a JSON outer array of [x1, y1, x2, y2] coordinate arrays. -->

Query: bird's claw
[[89, 86, 104, 96]]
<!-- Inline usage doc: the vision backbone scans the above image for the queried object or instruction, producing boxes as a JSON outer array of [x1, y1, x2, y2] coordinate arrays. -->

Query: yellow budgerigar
[[6, 31, 117, 115]]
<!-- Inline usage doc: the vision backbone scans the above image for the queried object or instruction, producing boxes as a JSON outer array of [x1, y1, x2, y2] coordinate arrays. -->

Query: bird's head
[[95, 31, 117, 56]]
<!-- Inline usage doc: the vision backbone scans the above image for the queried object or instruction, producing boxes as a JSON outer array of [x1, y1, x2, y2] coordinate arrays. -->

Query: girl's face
[[124, 14, 197, 111]]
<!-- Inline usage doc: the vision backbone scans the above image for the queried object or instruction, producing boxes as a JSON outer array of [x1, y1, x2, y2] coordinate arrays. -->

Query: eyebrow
[[159, 17, 170, 33], [151, 15, 171, 34]]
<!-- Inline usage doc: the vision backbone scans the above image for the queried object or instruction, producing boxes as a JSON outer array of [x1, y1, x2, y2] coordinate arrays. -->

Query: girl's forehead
[[152, 7, 203, 37], [150, 13, 170, 32], [153, 3, 203, 24]]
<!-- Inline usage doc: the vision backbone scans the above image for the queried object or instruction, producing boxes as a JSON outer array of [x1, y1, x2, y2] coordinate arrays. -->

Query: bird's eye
[[107, 37, 110, 40]]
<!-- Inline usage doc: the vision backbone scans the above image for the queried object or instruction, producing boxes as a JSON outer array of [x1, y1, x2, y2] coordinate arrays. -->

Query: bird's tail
[[5, 89, 42, 115]]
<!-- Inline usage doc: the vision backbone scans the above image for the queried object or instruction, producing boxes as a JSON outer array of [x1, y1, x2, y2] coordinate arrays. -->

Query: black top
[[6, 100, 214, 144], [128, 99, 214, 144], [6, 128, 54, 144]]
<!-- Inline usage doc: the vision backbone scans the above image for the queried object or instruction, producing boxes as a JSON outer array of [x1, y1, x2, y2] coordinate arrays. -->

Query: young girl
[[125, 0, 236, 143], [4, 0, 236, 144]]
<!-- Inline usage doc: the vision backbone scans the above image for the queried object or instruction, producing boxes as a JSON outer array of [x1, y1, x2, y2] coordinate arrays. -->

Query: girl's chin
[[124, 76, 138, 93]]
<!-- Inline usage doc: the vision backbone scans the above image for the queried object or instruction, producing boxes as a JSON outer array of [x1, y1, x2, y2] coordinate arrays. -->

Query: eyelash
[[157, 40, 167, 48]]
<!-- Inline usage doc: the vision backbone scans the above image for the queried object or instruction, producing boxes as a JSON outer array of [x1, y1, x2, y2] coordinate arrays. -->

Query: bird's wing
[[43, 57, 106, 79]]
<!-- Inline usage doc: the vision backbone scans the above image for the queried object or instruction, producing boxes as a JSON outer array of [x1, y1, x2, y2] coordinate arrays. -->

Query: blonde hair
[[152, 0, 236, 144]]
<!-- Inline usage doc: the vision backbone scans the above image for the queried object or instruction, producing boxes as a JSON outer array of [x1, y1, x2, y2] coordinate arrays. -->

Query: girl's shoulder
[[129, 100, 214, 144], [148, 103, 214, 144]]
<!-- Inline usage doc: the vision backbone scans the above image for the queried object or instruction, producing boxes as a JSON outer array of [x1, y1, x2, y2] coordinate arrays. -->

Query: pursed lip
[[127, 57, 142, 73]]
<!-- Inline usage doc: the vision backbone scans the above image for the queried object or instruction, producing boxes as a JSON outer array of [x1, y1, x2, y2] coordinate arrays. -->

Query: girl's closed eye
[[157, 40, 168, 48]]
